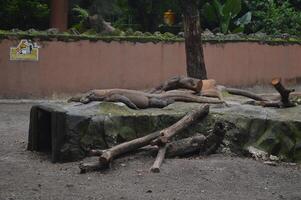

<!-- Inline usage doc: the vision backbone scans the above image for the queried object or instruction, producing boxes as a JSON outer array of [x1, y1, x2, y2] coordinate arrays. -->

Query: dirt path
[[1, 103, 301, 200]]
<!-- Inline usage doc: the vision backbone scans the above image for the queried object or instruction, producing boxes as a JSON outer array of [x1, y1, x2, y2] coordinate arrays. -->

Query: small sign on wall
[[10, 39, 40, 61]]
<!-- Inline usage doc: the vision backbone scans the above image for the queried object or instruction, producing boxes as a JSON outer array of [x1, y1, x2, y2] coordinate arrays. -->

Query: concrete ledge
[[27, 101, 301, 163]]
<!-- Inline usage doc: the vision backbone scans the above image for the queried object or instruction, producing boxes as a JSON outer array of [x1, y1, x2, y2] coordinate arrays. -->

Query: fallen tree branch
[[150, 145, 168, 173], [79, 105, 209, 173], [81, 122, 225, 174], [202, 122, 226, 156], [166, 134, 206, 157], [149, 123, 225, 172], [151, 104, 209, 146], [79, 131, 162, 173], [143, 131, 223, 159]]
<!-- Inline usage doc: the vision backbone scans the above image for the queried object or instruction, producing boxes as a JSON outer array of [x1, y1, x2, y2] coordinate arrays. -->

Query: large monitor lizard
[[69, 89, 224, 109]]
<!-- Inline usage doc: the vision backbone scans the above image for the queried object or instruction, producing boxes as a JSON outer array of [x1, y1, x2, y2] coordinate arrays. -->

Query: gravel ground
[[1, 103, 301, 200]]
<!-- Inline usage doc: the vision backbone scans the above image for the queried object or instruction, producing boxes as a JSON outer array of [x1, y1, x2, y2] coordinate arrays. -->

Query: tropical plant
[[71, 0, 120, 33], [202, 0, 252, 34], [71, 5, 89, 32], [0, 0, 50, 30], [245, 0, 301, 35]]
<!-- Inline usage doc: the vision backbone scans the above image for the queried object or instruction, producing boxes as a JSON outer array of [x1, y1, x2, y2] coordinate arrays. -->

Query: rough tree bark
[[181, 0, 207, 79], [150, 145, 168, 173], [79, 105, 209, 173], [151, 104, 209, 146], [50, 0, 69, 31], [261, 78, 295, 108]]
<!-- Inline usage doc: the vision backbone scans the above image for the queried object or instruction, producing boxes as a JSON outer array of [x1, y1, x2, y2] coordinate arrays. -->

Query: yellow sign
[[10, 39, 40, 61], [164, 10, 175, 26]]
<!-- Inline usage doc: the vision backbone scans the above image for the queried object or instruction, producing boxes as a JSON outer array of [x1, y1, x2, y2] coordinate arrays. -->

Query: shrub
[[0, 0, 50, 30], [246, 0, 301, 35]]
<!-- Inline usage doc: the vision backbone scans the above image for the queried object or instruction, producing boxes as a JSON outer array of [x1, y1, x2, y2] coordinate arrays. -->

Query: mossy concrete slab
[[27, 101, 301, 163]]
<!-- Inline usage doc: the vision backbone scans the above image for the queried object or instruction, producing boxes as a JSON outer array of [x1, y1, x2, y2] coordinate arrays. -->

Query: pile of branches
[[79, 104, 226, 173], [77, 76, 297, 173]]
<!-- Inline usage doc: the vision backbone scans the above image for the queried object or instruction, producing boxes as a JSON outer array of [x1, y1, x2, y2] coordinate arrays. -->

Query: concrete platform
[[27, 100, 301, 163]]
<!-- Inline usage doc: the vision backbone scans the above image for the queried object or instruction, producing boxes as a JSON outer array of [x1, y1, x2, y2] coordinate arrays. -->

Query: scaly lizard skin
[[69, 89, 224, 109]]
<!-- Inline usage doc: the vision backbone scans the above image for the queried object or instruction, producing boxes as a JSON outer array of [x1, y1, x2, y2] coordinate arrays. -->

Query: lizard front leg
[[149, 97, 174, 108], [68, 92, 93, 103], [104, 94, 139, 109]]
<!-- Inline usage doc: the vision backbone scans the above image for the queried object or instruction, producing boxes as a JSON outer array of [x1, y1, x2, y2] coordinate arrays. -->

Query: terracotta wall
[[0, 39, 300, 98]]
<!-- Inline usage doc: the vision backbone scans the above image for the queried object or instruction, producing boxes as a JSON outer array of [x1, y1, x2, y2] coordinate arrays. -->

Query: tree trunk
[[271, 78, 295, 107], [181, 0, 207, 79], [50, 0, 69, 31]]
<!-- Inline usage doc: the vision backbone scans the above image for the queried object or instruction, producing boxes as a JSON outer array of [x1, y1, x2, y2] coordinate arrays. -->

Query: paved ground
[[1, 103, 301, 200]]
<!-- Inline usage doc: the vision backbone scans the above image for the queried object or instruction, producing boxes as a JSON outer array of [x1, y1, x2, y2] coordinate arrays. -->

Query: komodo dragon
[[69, 89, 224, 109], [148, 76, 223, 100]]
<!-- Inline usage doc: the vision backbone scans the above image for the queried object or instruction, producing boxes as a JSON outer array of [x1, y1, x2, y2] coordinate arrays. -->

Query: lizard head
[[86, 90, 108, 101]]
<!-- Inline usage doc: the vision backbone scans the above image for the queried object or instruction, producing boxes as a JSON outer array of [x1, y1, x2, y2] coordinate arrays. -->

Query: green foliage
[[71, 5, 89, 32], [89, 0, 121, 17], [2, 28, 301, 45], [72, 5, 89, 20], [245, 0, 301, 35], [114, 0, 183, 32], [202, 0, 252, 34], [0, 0, 50, 30], [71, 1, 122, 33]]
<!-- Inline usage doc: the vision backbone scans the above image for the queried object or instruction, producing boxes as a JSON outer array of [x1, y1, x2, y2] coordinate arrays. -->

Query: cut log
[[225, 88, 267, 101], [79, 161, 106, 173], [202, 122, 226, 156], [145, 132, 222, 158], [79, 106, 209, 173], [87, 149, 105, 157], [166, 134, 206, 157], [150, 145, 168, 173], [81, 123, 225, 174], [79, 131, 162, 173], [151, 104, 209, 146], [149, 125, 224, 173], [271, 78, 295, 107], [149, 134, 206, 173]]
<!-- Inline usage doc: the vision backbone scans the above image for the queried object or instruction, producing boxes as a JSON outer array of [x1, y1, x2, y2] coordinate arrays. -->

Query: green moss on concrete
[[1, 29, 301, 45], [31, 101, 301, 162]]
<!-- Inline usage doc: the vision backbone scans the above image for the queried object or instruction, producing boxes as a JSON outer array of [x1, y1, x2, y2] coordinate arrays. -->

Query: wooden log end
[[272, 78, 281, 86], [88, 149, 104, 157], [200, 104, 210, 113], [79, 161, 102, 174], [196, 80, 203, 92], [160, 130, 165, 136], [98, 156, 110, 168], [150, 167, 160, 173]]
